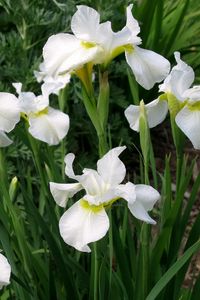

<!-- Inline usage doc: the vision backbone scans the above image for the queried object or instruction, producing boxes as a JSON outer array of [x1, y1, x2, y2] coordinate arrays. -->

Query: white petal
[[124, 105, 140, 131], [134, 184, 160, 211], [18, 92, 37, 114], [182, 85, 200, 101], [12, 82, 22, 95], [126, 4, 141, 45], [28, 107, 69, 145], [175, 106, 200, 149], [128, 201, 156, 224], [128, 184, 160, 224], [125, 46, 170, 90], [125, 99, 168, 132], [64, 153, 82, 180], [159, 52, 194, 100], [43, 33, 102, 75], [97, 146, 126, 185], [59, 200, 109, 252], [0, 253, 11, 289], [50, 182, 83, 207], [115, 182, 136, 203], [71, 5, 100, 42], [0, 131, 13, 147], [0, 93, 20, 132]]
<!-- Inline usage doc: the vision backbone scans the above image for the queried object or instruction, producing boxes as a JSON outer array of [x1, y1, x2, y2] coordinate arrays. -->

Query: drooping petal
[[125, 98, 168, 132], [71, 5, 100, 42], [125, 46, 170, 90], [126, 4, 141, 45], [159, 52, 194, 101], [129, 184, 159, 224], [59, 200, 109, 252], [97, 146, 126, 185], [28, 107, 69, 145], [0, 93, 20, 132], [0, 253, 11, 290], [115, 182, 136, 203], [0, 131, 13, 147], [175, 106, 200, 149], [50, 182, 83, 207]]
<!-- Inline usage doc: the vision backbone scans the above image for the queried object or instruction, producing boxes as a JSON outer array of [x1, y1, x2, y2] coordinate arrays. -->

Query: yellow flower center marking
[[81, 41, 96, 49], [33, 107, 48, 117], [187, 101, 200, 111], [80, 197, 121, 213]]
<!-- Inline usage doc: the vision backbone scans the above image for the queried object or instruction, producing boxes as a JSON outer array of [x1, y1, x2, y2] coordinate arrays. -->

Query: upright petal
[[28, 107, 69, 145], [159, 52, 194, 101], [128, 184, 160, 224], [0, 131, 13, 147], [125, 99, 168, 132], [50, 182, 83, 207], [0, 253, 11, 290], [125, 46, 170, 90], [0, 93, 20, 132], [64, 153, 82, 181], [97, 146, 126, 185], [71, 5, 100, 42], [126, 4, 141, 45], [175, 106, 200, 149], [59, 200, 109, 252]]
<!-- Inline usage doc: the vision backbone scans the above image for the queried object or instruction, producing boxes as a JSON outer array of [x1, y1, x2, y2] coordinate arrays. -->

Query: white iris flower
[[50, 146, 160, 252], [0, 92, 20, 147], [41, 5, 170, 90], [0, 253, 11, 290], [13, 83, 69, 145]]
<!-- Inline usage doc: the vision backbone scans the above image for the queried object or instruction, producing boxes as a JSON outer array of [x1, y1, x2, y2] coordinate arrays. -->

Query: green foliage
[[0, 0, 200, 299]]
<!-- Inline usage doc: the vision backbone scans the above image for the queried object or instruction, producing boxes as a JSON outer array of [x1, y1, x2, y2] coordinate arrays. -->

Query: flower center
[[81, 41, 97, 49], [80, 197, 121, 213]]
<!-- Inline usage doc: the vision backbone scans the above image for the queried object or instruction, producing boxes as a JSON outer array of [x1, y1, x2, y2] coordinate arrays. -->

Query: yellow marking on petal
[[123, 44, 134, 54], [81, 41, 96, 49], [167, 93, 187, 116], [33, 107, 48, 117], [187, 101, 200, 111], [80, 199, 103, 213]]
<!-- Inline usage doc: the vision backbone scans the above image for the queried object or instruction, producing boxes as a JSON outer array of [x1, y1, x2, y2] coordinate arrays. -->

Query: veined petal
[[0, 93, 20, 132], [125, 46, 170, 90], [126, 4, 141, 45], [50, 182, 83, 207], [97, 146, 126, 185], [59, 200, 109, 252], [81, 169, 107, 199], [71, 5, 100, 42], [125, 99, 168, 132], [28, 107, 69, 145], [128, 184, 159, 224], [115, 182, 136, 203], [0, 131, 13, 147], [159, 52, 194, 101], [0, 253, 11, 290], [43, 33, 103, 75], [175, 106, 200, 149], [182, 85, 200, 102]]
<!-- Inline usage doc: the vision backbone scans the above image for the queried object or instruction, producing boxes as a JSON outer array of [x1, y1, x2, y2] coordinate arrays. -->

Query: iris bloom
[[0, 93, 20, 147], [124, 52, 197, 140], [50, 146, 160, 252], [159, 52, 200, 149], [0, 253, 11, 289], [13, 83, 69, 145], [41, 5, 170, 90]]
